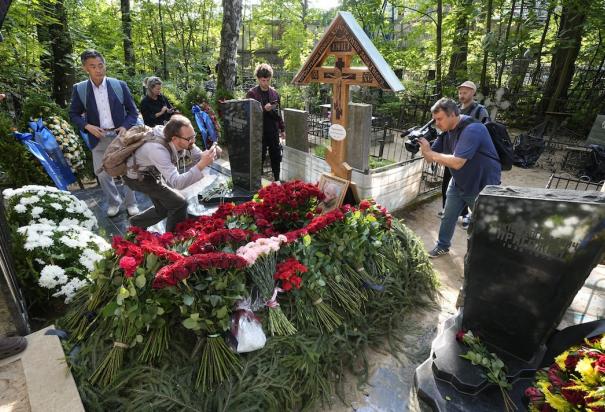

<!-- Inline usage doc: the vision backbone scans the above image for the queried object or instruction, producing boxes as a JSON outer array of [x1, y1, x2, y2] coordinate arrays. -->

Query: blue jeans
[[437, 181, 478, 249]]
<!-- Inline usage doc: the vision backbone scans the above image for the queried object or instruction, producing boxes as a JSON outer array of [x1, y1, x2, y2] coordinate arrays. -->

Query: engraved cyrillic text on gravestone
[[463, 186, 605, 360]]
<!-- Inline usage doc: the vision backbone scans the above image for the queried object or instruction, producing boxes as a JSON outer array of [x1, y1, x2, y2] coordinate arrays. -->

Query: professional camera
[[402, 119, 438, 154]]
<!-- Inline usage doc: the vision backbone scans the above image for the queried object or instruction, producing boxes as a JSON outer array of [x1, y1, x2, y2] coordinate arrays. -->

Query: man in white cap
[[457, 81, 490, 124]]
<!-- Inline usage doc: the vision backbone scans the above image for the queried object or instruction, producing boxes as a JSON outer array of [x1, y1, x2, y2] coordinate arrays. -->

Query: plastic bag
[[231, 299, 266, 353]]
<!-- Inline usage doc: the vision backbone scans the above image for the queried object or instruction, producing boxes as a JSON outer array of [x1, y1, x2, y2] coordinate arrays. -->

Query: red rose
[[359, 200, 372, 210], [119, 256, 138, 278], [455, 330, 466, 343], [525, 386, 544, 404], [547, 365, 565, 388]]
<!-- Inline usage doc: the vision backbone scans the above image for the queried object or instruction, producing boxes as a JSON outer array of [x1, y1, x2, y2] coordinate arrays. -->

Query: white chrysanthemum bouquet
[[42, 116, 86, 174], [3, 185, 97, 230], [18, 224, 109, 302], [3, 185, 107, 306]]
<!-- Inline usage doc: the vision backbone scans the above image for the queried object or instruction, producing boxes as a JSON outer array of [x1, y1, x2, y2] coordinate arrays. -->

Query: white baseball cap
[[457, 80, 477, 92]]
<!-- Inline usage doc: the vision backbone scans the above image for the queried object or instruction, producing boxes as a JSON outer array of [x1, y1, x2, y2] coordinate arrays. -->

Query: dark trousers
[[442, 167, 469, 217], [123, 174, 188, 233], [262, 133, 281, 181]]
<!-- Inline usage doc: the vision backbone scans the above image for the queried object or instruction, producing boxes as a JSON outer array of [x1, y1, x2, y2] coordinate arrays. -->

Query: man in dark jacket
[[246, 63, 285, 182], [69, 50, 139, 217]]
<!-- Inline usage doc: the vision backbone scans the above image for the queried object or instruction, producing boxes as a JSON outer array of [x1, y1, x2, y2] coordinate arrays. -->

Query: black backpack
[[459, 118, 514, 171]]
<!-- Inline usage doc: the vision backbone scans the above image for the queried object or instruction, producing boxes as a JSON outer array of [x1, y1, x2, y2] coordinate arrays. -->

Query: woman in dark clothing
[[140, 77, 176, 127]]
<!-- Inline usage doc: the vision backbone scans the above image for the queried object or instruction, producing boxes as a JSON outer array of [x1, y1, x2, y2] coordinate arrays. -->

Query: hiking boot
[[428, 246, 449, 258]]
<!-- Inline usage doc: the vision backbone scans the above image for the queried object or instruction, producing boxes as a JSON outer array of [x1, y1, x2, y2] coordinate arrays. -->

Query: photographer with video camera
[[418, 98, 501, 258], [140, 76, 178, 127]]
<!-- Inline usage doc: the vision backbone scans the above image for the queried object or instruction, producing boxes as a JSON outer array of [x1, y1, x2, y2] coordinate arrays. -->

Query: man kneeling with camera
[[124, 114, 220, 233], [418, 98, 501, 258]]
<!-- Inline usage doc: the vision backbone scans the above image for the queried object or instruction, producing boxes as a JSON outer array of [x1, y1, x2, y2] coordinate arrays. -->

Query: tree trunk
[[480, 0, 493, 95], [158, 0, 168, 80], [446, 0, 472, 85], [37, 0, 75, 107], [540, 0, 590, 113], [120, 0, 136, 77], [436, 0, 443, 96], [530, 0, 554, 86], [496, 0, 517, 88], [217, 0, 243, 95]]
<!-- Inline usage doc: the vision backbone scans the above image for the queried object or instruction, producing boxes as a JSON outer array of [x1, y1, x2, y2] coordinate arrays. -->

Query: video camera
[[401, 119, 438, 154]]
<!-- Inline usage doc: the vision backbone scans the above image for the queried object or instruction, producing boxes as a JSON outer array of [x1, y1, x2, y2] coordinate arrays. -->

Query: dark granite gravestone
[[586, 114, 605, 147], [283, 109, 309, 153], [220, 99, 263, 193], [416, 185, 605, 411]]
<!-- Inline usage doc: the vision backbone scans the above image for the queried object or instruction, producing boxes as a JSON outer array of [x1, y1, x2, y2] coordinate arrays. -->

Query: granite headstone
[[415, 185, 605, 411], [283, 109, 309, 152], [220, 99, 263, 193], [586, 114, 605, 147], [346, 103, 371, 172], [463, 186, 605, 360]]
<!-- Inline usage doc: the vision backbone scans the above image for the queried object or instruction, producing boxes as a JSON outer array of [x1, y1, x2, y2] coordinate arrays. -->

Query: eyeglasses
[[178, 134, 196, 142]]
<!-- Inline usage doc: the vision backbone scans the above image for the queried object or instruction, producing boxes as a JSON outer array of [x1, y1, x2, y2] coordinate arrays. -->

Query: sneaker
[[127, 205, 140, 216], [437, 210, 444, 218], [461, 216, 471, 230], [107, 205, 120, 218], [428, 246, 449, 258]]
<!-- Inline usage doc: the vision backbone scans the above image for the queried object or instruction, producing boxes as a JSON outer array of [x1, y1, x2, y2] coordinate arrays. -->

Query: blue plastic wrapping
[[27, 118, 76, 187], [13, 132, 72, 190], [192, 105, 218, 149]]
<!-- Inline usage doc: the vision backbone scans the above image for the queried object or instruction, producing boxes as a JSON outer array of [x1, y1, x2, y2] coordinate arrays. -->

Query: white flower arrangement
[[3, 185, 97, 230], [41, 116, 86, 173], [17, 224, 110, 303]]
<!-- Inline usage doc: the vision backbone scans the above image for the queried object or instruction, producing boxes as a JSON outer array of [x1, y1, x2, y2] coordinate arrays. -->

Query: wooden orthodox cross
[[293, 11, 403, 180]]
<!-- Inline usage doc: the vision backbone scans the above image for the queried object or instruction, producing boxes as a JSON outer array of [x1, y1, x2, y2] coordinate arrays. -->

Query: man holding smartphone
[[123, 115, 220, 233], [69, 49, 140, 217], [246, 63, 286, 182]]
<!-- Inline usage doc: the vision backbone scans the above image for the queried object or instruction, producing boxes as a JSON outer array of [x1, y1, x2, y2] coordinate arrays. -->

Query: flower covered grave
[[61, 180, 438, 410]]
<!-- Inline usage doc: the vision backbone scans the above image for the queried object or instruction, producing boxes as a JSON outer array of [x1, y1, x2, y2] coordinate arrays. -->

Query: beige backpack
[[99, 125, 171, 177]]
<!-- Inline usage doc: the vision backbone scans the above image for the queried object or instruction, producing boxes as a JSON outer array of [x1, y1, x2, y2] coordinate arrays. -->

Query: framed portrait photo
[[318, 173, 349, 214]]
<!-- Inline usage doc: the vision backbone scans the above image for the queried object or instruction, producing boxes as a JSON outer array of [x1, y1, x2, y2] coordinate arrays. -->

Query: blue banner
[[192, 105, 218, 149]]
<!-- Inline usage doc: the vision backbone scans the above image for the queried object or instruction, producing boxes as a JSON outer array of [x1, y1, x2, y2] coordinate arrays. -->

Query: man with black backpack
[[69, 49, 140, 218], [457, 80, 490, 124], [419, 98, 501, 258]]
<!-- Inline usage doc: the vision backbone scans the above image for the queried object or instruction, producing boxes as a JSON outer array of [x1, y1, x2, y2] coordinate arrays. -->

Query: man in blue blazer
[[69, 49, 140, 217]]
